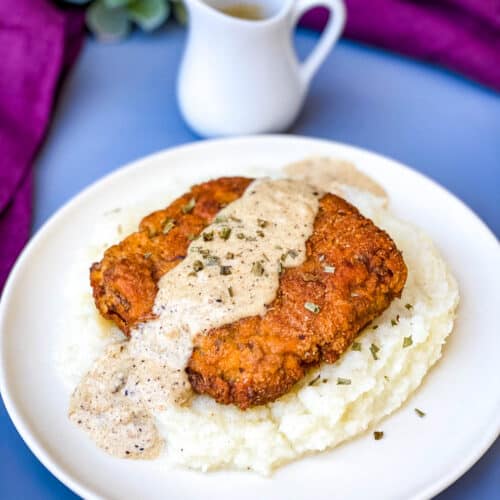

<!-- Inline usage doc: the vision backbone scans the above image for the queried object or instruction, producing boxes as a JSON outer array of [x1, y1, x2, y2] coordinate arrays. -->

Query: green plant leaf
[[103, 0, 131, 8], [172, 0, 187, 25], [127, 0, 170, 31], [62, 0, 92, 4], [86, 0, 131, 42]]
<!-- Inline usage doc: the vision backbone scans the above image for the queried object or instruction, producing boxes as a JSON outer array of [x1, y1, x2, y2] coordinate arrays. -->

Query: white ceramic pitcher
[[177, 0, 346, 137]]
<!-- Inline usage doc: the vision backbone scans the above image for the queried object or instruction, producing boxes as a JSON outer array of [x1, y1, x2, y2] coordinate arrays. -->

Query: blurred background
[[0, 0, 499, 498]]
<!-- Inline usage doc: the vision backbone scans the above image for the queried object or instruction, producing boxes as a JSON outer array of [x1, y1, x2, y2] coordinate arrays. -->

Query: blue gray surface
[[1, 24, 499, 499]]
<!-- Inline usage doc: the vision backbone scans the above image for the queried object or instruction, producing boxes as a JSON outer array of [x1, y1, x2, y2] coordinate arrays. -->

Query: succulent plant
[[62, 0, 186, 41]]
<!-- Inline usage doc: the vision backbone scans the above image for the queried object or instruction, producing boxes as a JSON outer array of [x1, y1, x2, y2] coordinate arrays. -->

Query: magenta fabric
[[0, 0, 84, 291], [301, 0, 500, 91]]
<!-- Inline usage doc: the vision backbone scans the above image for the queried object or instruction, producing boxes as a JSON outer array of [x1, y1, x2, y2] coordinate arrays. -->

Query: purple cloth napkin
[[301, 0, 500, 91], [0, 0, 84, 291]]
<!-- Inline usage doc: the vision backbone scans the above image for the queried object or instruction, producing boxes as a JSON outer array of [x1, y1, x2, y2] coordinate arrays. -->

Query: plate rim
[[1, 134, 499, 500]]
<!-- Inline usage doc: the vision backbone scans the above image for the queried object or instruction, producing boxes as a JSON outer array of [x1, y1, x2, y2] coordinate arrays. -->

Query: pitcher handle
[[292, 0, 346, 87]]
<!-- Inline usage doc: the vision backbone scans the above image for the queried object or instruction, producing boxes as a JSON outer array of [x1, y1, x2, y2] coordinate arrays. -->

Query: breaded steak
[[90, 177, 407, 409]]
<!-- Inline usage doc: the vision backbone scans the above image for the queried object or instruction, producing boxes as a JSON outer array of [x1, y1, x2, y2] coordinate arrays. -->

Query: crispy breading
[[187, 194, 407, 408], [90, 177, 252, 333], [90, 177, 407, 409]]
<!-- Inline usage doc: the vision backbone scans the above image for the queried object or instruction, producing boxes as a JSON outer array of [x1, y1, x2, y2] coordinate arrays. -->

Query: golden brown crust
[[90, 177, 407, 409], [90, 177, 252, 333], [187, 194, 407, 408]]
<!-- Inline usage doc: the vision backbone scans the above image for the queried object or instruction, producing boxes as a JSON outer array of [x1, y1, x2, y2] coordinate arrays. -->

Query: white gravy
[[70, 178, 320, 458]]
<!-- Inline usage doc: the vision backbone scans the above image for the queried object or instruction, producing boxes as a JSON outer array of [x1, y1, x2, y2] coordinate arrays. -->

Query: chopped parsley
[[204, 255, 220, 266], [414, 408, 426, 418], [252, 261, 265, 276], [391, 315, 400, 326], [181, 198, 196, 214], [352, 342, 362, 351], [202, 231, 214, 241], [370, 343, 380, 360], [257, 218, 269, 228], [337, 378, 351, 385], [304, 302, 320, 314], [373, 431, 384, 440], [228, 286, 234, 298], [220, 265, 232, 275], [162, 218, 175, 234], [218, 227, 231, 240], [308, 374, 321, 386], [192, 260, 204, 272], [403, 336, 413, 348], [405, 303, 413, 310]]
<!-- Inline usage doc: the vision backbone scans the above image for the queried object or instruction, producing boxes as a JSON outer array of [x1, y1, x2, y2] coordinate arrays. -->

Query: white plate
[[1, 136, 499, 500]]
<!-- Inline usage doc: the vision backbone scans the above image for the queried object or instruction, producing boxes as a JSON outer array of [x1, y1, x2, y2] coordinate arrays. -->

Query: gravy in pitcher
[[218, 3, 264, 20]]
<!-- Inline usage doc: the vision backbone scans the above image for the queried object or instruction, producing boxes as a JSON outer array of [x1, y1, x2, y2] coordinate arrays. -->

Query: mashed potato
[[56, 167, 459, 475]]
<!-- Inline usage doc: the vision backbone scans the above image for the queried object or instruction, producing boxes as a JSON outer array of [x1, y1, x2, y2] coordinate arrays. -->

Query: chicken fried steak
[[90, 177, 407, 409]]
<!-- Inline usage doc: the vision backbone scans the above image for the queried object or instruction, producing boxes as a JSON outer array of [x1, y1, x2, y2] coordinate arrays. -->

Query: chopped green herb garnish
[[214, 216, 227, 223], [308, 374, 321, 386], [414, 408, 426, 418], [352, 342, 362, 351], [205, 255, 220, 266], [162, 218, 175, 234], [304, 302, 320, 314], [218, 227, 231, 240], [373, 431, 384, 440], [220, 265, 232, 275], [402, 336, 413, 348], [277, 261, 284, 274], [405, 303, 413, 310], [391, 315, 400, 326], [193, 260, 204, 272], [384, 375, 390, 381], [198, 248, 210, 257], [228, 286, 234, 298], [323, 265, 336, 274], [203, 231, 214, 241], [337, 378, 351, 385], [229, 215, 242, 223], [262, 253, 270, 262], [256, 230, 265, 238], [288, 249, 298, 259], [251, 261, 265, 276], [245, 236, 257, 242], [257, 218, 269, 228], [370, 343, 380, 360], [225, 252, 234, 260], [372, 325, 379, 330], [236, 233, 245, 239], [181, 198, 196, 214]]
